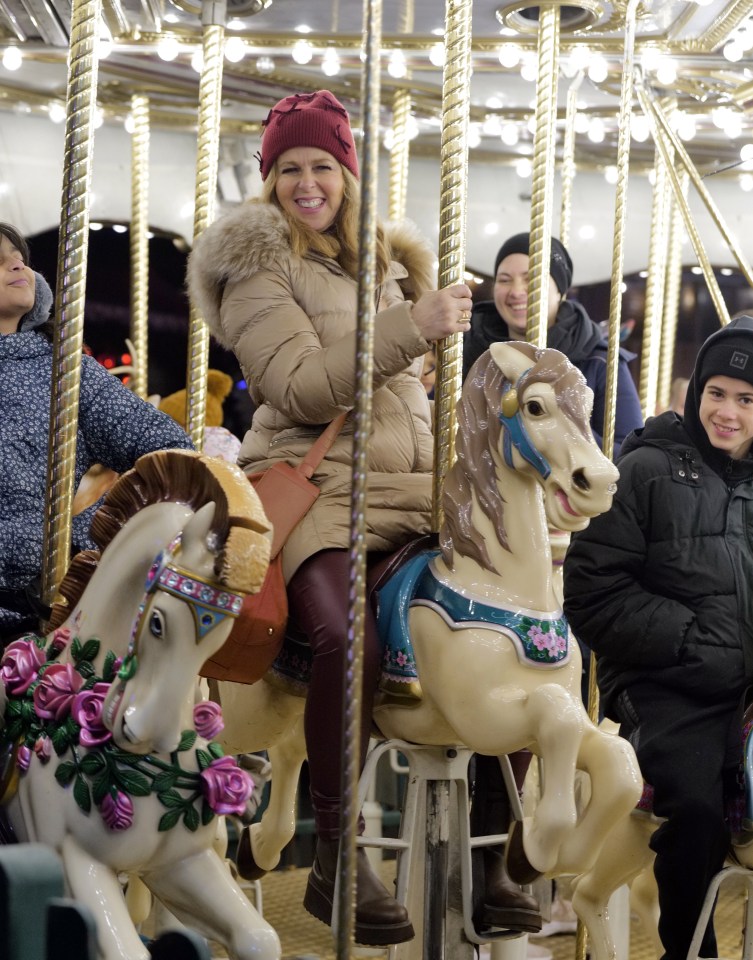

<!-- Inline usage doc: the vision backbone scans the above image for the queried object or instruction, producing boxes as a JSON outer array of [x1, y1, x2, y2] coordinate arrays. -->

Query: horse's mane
[[49, 451, 269, 630], [440, 343, 591, 574]]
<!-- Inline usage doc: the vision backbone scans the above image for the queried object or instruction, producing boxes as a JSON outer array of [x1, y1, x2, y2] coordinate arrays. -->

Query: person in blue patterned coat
[[0, 222, 192, 642]]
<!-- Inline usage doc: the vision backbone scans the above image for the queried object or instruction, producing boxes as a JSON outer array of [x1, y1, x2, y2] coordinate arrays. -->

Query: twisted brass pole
[[433, 0, 472, 532], [388, 88, 411, 222], [527, 4, 561, 349], [130, 94, 150, 400], [40, 0, 102, 612], [635, 82, 730, 327], [337, 0, 382, 953], [185, 3, 226, 449], [639, 148, 670, 420], [645, 90, 753, 290], [657, 170, 689, 412], [559, 71, 583, 249]]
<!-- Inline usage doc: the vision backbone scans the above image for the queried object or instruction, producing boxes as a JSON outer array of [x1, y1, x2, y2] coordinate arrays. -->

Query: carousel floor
[[206, 861, 750, 960]]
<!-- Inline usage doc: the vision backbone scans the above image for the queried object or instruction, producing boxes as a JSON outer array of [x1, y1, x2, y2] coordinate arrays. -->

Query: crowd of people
[[3, 85, 744, 960]]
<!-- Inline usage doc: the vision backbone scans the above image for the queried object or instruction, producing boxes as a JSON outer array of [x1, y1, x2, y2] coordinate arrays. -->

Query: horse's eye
[[526, 400, 545, 417], [149, 610, 165, 638]]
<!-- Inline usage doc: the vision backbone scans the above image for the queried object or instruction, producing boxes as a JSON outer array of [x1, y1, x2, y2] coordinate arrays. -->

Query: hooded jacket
[[464, 298, 643, 451], [563, 317, 753, 719], [187, 200, 437, 582], [0, 274, 193, 632]]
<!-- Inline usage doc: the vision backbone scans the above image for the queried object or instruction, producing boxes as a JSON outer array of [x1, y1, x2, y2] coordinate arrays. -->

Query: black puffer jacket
[[564, 317, 753, 720]]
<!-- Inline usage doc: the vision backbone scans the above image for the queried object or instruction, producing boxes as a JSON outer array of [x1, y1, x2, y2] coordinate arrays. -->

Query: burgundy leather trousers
[[287, 548, 387, 840]]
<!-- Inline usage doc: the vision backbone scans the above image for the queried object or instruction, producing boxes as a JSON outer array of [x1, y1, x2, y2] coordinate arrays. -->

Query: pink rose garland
[[200, 756, 253, 816], [0, 639, 46, 695], [33, 663, 84, 722], [71, 683, 112, 747], [193, 701, 224, 740]]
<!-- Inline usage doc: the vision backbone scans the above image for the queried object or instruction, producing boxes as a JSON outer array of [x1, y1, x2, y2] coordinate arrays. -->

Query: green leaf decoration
[[111, 752, 142, 767], [76, 661, 95, 680], [51, 725, 71, 756], [73, 775, 92, 814], [158, 809, 182, 832], [71, 637, 82, 661], [201, 800, 214, 826], [183, 805, 200, 832], [55, 761, 76, 787], [102, 651, 117, 683], [76, 639, 101, 665], [92, 773, 111, 806], [79, 753, 107, 775], [152, 771, 178, 794], [178, 730, 197, 752], [113, 768, 151, 797], [6, 699, 22, 719], [195, 749, 212, 772], [5, 721, 24, 742], [207, 742, 224, 759], [157, 789, 186, 809]]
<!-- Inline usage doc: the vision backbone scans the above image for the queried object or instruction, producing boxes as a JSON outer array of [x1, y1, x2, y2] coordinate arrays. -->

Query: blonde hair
[[261, 164, 392, 284]]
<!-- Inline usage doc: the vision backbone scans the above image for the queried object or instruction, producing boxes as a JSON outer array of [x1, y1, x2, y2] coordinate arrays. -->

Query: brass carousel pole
[[388, 89, 412, 222], [432, 0, 472, 532], [40, 0, 103, 613], [130, 94, 150, 400], [185, 0, 227, 449], [645, 91, 753, 290], [635, 82, 730, 326], [336, 0, 382, 953], [639, 145, 671, 420], [388, 0, 413, 222], [578, 4, 640, 958], [527, 3, 561, 349], [560, 71, 583, 250], [657, 171, 689, 413]]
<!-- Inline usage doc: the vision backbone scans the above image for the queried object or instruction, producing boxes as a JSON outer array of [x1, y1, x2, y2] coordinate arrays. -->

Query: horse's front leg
[[61, 835, 150, 960], [143, 847, 281, 960], [245, 717, 307, 876], [523, 682, 585, 874], [552, 717, 642, 874], [570, 813, 657, 960]]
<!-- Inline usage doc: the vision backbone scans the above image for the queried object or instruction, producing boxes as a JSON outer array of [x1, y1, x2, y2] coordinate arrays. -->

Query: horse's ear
[[489, 341, 535, 384], [180, 501, 217, 567]]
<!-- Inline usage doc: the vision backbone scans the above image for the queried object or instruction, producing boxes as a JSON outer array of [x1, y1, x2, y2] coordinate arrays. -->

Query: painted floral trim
[[0, 630, 252, 833], [523, 619, 568, 663]]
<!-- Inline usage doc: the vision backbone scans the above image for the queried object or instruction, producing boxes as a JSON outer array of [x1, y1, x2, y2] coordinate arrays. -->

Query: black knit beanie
[[698, 335, 753, 389], [493, 232, 574, 295]]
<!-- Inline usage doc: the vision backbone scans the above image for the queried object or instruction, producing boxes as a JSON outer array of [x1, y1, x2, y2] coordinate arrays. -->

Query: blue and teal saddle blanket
[[269, 550, 570, 701]]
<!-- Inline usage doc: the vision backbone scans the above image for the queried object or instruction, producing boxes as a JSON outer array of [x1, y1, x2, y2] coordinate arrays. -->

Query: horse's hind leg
[[143, 848, 281, 960], [553, 721, 642, 874], [61, 835, 150, 960]]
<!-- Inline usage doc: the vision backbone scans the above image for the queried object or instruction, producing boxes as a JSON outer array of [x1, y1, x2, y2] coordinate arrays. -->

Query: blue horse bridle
[[498, 374, 552, 480]]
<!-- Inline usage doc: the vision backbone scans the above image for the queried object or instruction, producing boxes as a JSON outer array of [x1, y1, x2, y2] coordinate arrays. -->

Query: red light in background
[[121, 353, 132, 365], [103, 358, 115, 369]]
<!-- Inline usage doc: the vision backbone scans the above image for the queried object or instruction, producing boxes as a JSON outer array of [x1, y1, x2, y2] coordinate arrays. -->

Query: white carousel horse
[[0, 450, 281, 960], [216, 340, 643, 895]]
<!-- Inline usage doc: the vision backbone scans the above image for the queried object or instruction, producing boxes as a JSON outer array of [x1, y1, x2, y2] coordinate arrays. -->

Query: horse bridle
[[116, 536, 245, 685], [498, 373, 552, 480]]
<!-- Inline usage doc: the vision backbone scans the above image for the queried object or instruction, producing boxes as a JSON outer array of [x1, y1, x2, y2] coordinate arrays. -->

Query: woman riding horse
[[187, 88, 474, 946]]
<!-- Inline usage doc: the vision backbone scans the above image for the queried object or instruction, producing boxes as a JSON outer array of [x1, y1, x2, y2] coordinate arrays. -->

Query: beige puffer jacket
[[188, 200, 437, 581]]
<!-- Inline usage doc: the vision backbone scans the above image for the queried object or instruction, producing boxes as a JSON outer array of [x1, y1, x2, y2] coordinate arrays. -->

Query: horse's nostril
[[572, 469, 590, 492]]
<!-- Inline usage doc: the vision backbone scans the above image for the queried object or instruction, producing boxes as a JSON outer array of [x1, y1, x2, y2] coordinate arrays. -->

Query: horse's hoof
[[235, 826, 268, 882], [505, 819, 543, 885]]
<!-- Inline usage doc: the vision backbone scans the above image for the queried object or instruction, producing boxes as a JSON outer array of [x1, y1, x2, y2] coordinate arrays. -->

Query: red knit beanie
[[258, 90, 359, 181]]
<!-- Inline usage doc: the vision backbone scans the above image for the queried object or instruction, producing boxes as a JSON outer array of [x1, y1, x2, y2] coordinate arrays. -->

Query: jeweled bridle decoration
[[498, 373, 552, 480]]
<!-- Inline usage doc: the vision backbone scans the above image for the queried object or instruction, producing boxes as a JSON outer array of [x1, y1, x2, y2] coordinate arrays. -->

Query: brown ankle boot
[[472, 753, 543, 932], [303, 837, 415, 946]]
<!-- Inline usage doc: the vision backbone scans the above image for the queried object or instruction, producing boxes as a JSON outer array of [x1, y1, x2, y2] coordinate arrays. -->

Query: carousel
[[0, 1, 752, 959]]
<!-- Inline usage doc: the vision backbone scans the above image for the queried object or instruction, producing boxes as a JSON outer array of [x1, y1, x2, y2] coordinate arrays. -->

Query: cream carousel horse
[[216, 341, 643, 891], [0, 450, 281, 960]]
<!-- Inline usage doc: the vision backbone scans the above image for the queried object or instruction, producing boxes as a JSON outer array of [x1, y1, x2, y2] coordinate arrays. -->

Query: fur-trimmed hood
[[187, 199, 436, 349]]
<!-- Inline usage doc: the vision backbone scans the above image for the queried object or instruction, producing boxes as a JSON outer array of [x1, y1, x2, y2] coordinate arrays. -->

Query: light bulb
[[632, 115, 650, 142], [321, 49, 340, 77], [498, 45, 520, 69], [740, 174, 753, 192], [191, 49, 203, 72], [224, 37, 246, 63], [157, 37, 180, 62], [256, 56, 275, 74], [587, 117, 605, 143], [388, 50, 407, 79], [578, 225, 596, 240], [48, 102, 66, 124], [520, 55, 537, 82], [604, 165, 618, 185], [2, 47, 23, 71], [429, 43, 445, 67], [292, 40, 313, 65], [500, 123, 519, 146], [587, 56, 608, 84], [724, 41, 744, 62], [515, 157, 532, 178]]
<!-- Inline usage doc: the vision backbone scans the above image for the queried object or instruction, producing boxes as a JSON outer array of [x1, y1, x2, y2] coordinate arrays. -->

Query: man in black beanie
[[463, 231, 643, 453], [564, 316, 753, 960]]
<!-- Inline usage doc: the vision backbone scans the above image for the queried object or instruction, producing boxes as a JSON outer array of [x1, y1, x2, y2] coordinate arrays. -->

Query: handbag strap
[[298, 410, 349, 480]]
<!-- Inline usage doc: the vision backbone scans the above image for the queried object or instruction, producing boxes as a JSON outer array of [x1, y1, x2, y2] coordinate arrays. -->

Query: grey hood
[[18, 272, 54, 331]]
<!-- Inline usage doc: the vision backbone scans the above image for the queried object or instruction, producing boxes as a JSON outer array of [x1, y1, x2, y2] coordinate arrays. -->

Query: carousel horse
[[0, 450, 281, 960], [216, 340, 643, 894]]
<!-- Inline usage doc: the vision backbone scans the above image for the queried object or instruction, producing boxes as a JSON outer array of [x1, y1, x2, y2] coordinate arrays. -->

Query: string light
[[321, 48, 340, 77], [429, 43, 445, 67], [157, 37, 180, 61], [291, 40, 313, 64], [500, 123, 519, 146], [224, 37, 246, 63], [2, 47, 22, 71], [388, 50, 407, 79]]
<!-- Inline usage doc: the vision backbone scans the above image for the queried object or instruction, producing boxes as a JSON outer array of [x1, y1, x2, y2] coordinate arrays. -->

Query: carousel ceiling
[[0, 0, 752, 280]]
